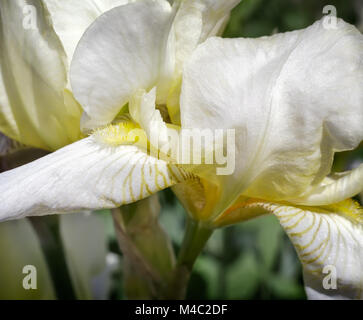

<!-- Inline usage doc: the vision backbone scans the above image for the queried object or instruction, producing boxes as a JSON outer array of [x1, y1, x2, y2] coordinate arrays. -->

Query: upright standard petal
[[42, 0, 132, 73], [193, 0, 241, 41], [0, 0, 82, 150], [70, 0, 174, 128], [0, 122, 188, 221], [181, 19, 363, 218], [172, 0, 241, 74], [129, 87, 172, 150], [166, 0, 241, 123]]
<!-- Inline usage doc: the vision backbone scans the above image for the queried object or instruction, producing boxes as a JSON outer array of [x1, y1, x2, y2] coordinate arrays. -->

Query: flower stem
[[165, 217, 213, 299]]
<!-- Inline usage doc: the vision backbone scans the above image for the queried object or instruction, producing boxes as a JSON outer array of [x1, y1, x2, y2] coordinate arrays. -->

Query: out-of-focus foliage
[[59, 212, 110, 300], [0, 219, 55, 299], [224, 0, 359, 38], [101, 189, 307, 300], [0, 212, 112, 300], [157, 192, 306, 300]]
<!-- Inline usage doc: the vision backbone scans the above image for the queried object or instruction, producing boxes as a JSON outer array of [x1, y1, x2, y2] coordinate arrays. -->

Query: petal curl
[[194, 0, 241, 41], [292, 164, 363, 206]]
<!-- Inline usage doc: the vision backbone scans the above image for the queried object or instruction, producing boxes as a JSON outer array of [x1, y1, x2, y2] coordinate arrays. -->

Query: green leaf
[[225, 252, 260, 299], [0, 219, 55, 299], [256, 215, 283, 272], [192, 255, 220, 299], [267, 274, 306, 300]]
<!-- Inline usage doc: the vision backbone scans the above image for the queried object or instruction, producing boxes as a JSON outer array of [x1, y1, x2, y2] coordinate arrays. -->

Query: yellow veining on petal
[[290, 214, 316, 237], [279, 211, 304, 224], [88, 119, 190, 207], [242, 199, 363, 299], [213, 196, 363, 298], [283, 212, 307, 230], [297, 217, 324, 252]]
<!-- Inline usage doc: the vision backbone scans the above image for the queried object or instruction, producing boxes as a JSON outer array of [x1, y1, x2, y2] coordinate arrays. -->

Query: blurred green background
[[1, 0, 362, 300], [224, 0, 361, 38]]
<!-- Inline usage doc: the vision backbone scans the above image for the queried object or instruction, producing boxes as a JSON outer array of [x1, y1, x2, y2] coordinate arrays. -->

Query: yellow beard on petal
[[93, 120, 148, 149], [316, 199, 363, 225]]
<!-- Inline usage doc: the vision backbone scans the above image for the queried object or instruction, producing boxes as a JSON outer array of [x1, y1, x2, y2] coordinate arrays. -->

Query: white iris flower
[[0, 0, 362, 299]]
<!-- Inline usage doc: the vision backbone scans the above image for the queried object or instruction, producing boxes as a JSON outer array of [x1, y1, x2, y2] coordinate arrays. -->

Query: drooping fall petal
[[214, 198, 363, 299], [0, 123, 188, 221]]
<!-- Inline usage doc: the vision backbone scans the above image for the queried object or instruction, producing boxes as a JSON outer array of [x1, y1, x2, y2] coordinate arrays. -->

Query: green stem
[[165, 217, 213, 299], [30, 216, 76, 300]]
